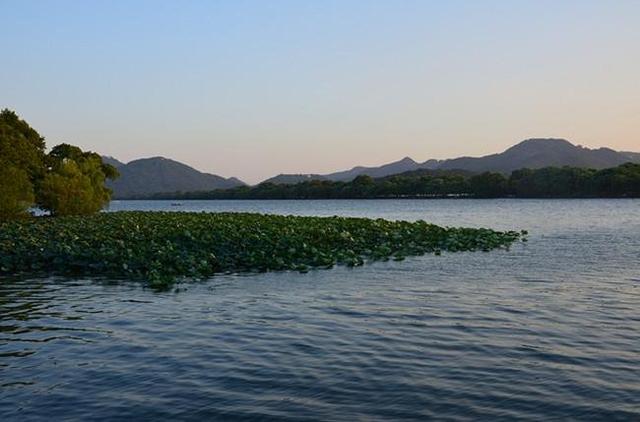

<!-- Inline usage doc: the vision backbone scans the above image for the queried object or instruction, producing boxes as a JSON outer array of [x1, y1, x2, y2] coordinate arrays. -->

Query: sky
[[1, 0, 639, 183]]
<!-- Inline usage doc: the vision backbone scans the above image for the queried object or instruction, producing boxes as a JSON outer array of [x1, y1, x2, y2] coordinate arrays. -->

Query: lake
[[1, 199, 639, 420]]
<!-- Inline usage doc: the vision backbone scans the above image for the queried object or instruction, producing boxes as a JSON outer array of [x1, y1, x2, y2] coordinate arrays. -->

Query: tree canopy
[[0, 109, 119, 220], [0, 109, 46, 180], [0, 166, 35, 220], [147, 164, 640, 200]]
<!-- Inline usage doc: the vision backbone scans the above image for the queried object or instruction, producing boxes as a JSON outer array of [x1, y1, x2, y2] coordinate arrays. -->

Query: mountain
[[106, 157, 245, 198], [104, 139, 639, 195], [326, 157, 426, 181], [262, 174, 328, 185], [101, 156, 125, 168], [379, 168, 475, 180], [437, 138, 635, 173], [259, 138, 637, 184], [622, 151, 640, 163], [259, 157, 440, 185]]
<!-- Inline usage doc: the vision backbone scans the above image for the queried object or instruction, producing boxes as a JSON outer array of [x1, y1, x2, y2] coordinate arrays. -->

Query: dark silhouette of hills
[[101, 156, 125, 168], [150, 162, 640, 200], [259, 138, 639, 184], [105, 157, 245, 198], [622, 151, 640, 162], [263, 174, 328, 185], [437, 138, 634, 173], [326, 156, 435, 181], [260, 157, 440, 185], [378, 168, 475, 180], [102, 139, 639, 197]]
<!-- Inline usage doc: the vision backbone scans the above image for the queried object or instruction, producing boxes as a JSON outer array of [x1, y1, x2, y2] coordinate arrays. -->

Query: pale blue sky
[[2, 0, 639, 183]]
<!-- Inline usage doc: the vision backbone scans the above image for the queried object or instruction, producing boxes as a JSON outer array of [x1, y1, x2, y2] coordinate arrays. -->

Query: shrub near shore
[[0, 211, 524, 288]]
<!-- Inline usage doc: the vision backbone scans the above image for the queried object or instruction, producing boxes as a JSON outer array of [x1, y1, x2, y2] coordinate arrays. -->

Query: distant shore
[[113, 163, 640, 201]]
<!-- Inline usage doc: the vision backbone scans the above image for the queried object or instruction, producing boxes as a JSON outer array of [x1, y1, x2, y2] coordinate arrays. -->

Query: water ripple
[[1, 199, 640, 420]]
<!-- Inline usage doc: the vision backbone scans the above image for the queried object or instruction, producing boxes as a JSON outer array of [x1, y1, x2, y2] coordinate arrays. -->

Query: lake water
[[1, 199, 639, 420]]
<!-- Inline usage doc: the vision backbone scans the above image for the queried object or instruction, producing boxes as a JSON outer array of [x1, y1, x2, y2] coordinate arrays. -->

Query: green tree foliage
[[509, 165, 639, 197], [0, 166, 35, 220], [0, 110, 119, 219], [0, 109, 46, 180], [0, 109, 47, 220], [510, 167, 595, 197], [589, 163, 640, 197], [150, 172, 476, 200], [38, 144, 119, 216], [151, 163, 640, 200], [469, 172, 509, 198]]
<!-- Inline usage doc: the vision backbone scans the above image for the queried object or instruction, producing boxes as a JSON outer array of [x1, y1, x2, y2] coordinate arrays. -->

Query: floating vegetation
[[0, 212, 525, 288]]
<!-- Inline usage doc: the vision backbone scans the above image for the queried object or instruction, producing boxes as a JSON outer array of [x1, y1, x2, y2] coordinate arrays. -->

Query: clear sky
[[2, 0, 639, 183]]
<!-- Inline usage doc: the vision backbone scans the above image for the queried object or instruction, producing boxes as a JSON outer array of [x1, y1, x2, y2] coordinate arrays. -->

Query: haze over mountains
[[105, 139, 639, 198]]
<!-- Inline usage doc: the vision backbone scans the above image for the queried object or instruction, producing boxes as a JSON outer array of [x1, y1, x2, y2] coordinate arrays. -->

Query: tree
[[0, 109, 46, 179], [0, 109, 47, 220], [0, 166, 35, 220], [37, 144, 119, 216], [349, 174, 375, 198], [470, 172, 508, 198]]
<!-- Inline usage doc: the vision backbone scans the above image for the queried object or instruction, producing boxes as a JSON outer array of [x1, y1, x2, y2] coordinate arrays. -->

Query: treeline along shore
[[143, 164, 640, 200]]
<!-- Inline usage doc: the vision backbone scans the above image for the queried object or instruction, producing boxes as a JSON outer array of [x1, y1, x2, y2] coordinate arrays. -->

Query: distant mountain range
[[103, 138, 639, 198], [104, 157, 245, 199], [263, 157, 436, 185], [435, 138, 635, 173], [263, 174, 329, 184], [325, 156, 441, 181], [262, 138, 640, 184], [622, 151, 640, 162]]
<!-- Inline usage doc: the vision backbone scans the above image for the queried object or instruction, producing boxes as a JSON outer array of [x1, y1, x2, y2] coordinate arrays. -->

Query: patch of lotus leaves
[[0, 212, 526, 288]]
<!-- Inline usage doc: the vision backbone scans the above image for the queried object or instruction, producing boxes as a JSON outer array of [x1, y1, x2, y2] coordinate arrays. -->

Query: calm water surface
[[1, 199, 639, 420]]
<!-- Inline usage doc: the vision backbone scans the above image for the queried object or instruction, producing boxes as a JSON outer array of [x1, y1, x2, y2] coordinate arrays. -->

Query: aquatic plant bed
[[0, 211, 524, 287]]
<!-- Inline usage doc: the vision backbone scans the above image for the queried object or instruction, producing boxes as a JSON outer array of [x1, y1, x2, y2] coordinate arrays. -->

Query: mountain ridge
[[105, 156, 245, 199], [258, 138, 639, 184], [436, 138, 632, 173], [263, 174, 329, 185], [103, 138, 639, 196]]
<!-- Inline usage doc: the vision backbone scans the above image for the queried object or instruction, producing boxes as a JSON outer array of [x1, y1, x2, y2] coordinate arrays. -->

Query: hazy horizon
[[2, 0, 639, 183]]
